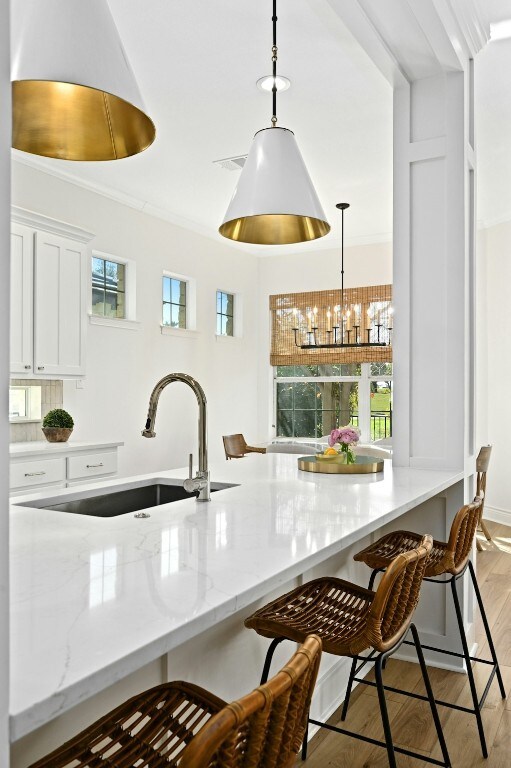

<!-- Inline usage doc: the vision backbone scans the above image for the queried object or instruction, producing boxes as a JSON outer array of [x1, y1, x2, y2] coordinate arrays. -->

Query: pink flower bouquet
[[329, 426, 360, 464]]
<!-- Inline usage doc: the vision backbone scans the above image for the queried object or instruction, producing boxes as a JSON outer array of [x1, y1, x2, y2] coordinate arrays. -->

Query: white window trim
[[215, 288, 242, 340], [89, 250, 139, 329], [161, 271, 197, 333], [273, 363, 392, 444]]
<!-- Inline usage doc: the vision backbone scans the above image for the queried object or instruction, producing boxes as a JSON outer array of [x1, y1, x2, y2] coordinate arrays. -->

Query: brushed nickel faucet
[[142, 373, 210, 501]]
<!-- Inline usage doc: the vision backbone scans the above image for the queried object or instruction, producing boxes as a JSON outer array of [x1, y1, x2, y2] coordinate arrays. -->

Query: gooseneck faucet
[[142, 373, 210, 501]]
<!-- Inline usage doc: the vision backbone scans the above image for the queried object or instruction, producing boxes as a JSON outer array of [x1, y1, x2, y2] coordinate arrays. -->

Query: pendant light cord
[[271, 0, 278, 126]]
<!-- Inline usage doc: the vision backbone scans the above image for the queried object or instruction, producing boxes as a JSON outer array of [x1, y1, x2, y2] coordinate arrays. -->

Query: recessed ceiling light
[[256, 75, 291, 93], [490, 20, 511, 41]]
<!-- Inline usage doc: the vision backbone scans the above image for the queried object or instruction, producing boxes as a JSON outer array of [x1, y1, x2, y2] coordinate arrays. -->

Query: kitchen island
[[10, 454, 467, 765]]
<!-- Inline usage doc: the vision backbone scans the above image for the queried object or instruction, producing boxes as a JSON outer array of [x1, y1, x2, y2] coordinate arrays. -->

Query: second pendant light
[[219, 0, 330, 246]]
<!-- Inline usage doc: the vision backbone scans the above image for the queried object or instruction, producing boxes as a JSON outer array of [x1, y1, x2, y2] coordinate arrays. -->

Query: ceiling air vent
[[213, 155, 247, 171]]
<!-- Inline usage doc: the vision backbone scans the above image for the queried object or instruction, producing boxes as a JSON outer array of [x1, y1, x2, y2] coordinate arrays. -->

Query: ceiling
[[12, 0, 394, 255], [11, 0, 511, 249]]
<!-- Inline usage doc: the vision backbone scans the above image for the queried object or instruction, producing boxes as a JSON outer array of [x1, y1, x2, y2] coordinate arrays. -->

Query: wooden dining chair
[[29, 635, 322, 768], [222, 433, 266, 460]]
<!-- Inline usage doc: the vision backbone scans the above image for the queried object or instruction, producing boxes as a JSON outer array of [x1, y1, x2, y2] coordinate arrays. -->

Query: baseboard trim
[[484, 505, 511, 526]]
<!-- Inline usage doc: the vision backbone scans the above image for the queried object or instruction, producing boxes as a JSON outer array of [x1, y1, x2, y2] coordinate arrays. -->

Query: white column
[[393, 70, 476, 472], [0, 0, 10, 764]]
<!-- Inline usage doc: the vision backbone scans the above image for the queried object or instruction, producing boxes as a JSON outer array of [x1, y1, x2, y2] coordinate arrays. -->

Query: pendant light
[[219, 0, 330, 245], [11, 0, 155, 161]]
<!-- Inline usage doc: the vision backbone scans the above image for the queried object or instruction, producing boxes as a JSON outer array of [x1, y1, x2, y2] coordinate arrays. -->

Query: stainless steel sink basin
[[15, 479, 238, 518]]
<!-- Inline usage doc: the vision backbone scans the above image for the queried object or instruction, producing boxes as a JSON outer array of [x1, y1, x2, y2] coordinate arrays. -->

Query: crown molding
[[12, 151, 257, 256], [11, 205, 95, 243]]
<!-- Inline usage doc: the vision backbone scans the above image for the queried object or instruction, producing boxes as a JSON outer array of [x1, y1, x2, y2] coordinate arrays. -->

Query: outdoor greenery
[[275, 363, 392, 440], [42, 408, 74, 429]]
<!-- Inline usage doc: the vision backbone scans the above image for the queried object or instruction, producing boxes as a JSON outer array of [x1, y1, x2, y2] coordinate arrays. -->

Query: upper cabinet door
[[10, 224, 34, 375], [34, 231, 87, 377]]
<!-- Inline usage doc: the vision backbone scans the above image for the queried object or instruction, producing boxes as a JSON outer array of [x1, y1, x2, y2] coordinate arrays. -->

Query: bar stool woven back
[[476, 445, 493, 547], [180, 634, 322, 768], [29, 636, 322, 768], [364, 536, 432, 652], [354, 497, 483, 578]]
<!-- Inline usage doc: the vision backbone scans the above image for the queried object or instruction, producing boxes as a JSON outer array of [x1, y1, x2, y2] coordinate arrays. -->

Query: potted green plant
[[42, 408, 74, 443]]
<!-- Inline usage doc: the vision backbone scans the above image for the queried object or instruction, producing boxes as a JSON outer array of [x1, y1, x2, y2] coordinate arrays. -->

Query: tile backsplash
[[10, 379, 63, 443]]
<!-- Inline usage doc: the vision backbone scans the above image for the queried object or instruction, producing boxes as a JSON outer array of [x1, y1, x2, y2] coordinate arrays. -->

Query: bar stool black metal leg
[[341, 656, 358, 721], [374, 654, 397, 768], [450, 575, 488, 758], [368, 568, 382, 591], [301, 714, 309, 761], [410, 623, 451, 767], [468, 559, 506, 699], [260, 637, 285, 684]]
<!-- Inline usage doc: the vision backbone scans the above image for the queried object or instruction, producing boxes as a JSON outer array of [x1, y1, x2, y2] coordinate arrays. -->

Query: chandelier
[[292, 204, 393, 349]]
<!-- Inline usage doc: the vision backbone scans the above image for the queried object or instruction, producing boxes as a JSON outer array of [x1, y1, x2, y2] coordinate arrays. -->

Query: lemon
[[324, 447, 338, 456]]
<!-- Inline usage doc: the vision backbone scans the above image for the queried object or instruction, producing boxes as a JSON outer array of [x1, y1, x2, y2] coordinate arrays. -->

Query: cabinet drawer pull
[[86, 463, 104, 469], [24, 365, 31, 370], [24, 471, 46, 477], [37, 366, 45, 371]]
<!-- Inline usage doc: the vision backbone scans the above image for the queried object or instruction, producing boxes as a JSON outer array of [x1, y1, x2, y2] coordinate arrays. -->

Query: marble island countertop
[[9, 454, 464, 741]]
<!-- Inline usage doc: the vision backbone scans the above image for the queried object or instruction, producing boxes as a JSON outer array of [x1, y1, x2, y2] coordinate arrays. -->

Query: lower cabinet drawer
[[67, 451, 117, 480], [10, 458, 66, 490]]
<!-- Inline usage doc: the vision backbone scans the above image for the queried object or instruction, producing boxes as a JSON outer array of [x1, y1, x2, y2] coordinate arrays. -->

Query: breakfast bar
[[10, 453, 467, 765]]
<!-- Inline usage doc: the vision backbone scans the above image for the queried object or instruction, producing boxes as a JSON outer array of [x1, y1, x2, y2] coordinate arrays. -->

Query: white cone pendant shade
[[11, 0, 155, 161], [219, 127, 330, 245]]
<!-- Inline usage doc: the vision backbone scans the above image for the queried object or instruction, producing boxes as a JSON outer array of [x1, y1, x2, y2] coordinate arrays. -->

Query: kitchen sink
[[15, 479, 238, 518]]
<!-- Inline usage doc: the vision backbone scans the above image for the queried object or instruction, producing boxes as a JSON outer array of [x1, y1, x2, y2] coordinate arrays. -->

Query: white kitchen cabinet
[[9, 441, 123, 495], [10, 207, 94, 379], [34, 231, 87, 377], [10, 223, 34, 375]]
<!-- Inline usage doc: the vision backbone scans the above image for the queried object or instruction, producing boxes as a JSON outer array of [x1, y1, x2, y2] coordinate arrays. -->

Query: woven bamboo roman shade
[[270, 285, 393, 366]]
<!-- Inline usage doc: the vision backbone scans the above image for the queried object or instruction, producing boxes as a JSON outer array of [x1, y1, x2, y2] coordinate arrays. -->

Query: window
[[274, 363, 392, 442], [9, 385, 42, 422], [163, 276, 187, 329], [92, 256, 126, 318], [216, 290, 234, 336]]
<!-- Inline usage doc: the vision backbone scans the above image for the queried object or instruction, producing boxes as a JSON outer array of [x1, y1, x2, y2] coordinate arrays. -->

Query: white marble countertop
[[9, 455, 464, 740], [10, 440, 124, 458]]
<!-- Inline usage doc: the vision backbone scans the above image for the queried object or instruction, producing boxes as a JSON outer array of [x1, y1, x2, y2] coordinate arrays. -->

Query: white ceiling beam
[[325, 0, 490, 84]]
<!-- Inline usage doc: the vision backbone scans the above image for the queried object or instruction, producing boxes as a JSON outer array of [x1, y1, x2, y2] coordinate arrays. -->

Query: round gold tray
[[298, 454, 384, 474]]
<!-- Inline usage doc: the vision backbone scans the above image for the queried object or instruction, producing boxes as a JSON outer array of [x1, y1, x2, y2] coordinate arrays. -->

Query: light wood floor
[[300, 521, 511, 768]]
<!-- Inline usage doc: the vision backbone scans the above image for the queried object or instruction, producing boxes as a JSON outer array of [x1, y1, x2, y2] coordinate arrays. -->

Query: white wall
[[11, 162, 260, 477], [256, 241, 393, 439], [480, 219, 511, 518], [0, 1, 10, 764]]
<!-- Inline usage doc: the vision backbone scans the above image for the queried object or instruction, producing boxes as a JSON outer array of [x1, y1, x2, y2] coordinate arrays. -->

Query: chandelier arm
[[271, 0, 278, 126]]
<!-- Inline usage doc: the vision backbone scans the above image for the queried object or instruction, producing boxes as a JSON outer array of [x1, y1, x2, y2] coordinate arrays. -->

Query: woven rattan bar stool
[[348, 496, 505, 759], [29, 635, 322, 768], [245, 536, 452, 768], [476, 445, 493, 551]]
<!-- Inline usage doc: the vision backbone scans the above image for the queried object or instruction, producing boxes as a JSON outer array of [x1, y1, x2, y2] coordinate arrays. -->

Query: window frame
[[161, 271, 197, 335], [273, 362, 392, 443], [162, 275, 187, 330], [89, 250, 138, 329], [216, 289, 235, 337]]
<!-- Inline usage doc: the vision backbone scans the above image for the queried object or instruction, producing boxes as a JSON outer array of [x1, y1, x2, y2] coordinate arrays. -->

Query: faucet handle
[[188, 453, 193, 479]]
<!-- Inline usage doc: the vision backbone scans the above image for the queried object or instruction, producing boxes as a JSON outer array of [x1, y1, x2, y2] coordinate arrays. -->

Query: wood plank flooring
[[299, 521, 511, 768]]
